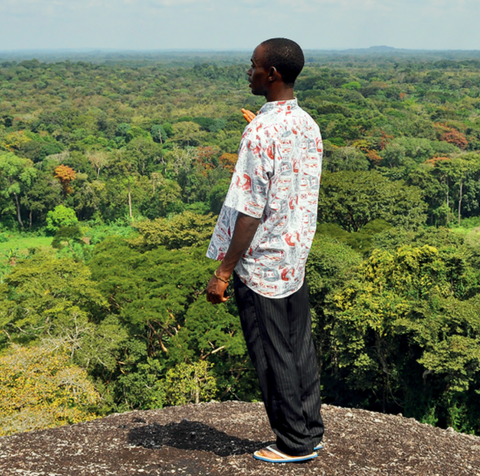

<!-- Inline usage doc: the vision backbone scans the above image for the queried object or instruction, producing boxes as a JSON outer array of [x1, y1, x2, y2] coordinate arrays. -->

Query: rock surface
[[1, 401, 479, 475]]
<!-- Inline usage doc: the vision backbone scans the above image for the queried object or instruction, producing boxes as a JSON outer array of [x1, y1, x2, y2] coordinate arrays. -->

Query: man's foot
[[253, 445, 318, 463]]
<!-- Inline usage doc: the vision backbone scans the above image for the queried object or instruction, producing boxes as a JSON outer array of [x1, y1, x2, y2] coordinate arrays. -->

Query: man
[[206, 38, 324, 463]]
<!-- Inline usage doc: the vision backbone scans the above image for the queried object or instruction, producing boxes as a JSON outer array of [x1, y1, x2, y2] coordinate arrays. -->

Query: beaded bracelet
[[214, 270, 229, 284]]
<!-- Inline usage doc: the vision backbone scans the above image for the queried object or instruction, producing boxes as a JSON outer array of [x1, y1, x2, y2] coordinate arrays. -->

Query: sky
[[0, 0, 479, 52]]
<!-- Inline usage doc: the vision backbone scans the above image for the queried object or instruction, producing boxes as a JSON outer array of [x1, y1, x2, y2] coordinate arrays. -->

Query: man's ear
[[268, 66, 281, 82]]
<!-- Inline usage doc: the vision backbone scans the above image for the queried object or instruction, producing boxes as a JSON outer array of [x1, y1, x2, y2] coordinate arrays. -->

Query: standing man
[[206, 38, 324, 464]]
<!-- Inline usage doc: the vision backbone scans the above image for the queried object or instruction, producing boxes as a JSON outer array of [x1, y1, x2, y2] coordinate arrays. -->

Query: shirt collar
[[258, 98, 298, 115]]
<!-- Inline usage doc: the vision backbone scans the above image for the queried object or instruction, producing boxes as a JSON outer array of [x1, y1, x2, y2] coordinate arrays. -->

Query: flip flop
[[314, 444, 323, 451], [253, 445, 318, 463]]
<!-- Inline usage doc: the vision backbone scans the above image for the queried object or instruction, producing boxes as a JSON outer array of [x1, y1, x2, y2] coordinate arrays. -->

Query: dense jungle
[[1, 49, 480, 437]]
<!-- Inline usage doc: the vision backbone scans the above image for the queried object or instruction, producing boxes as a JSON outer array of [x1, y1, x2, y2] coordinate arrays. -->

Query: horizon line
[[2, 46, 480, 54]]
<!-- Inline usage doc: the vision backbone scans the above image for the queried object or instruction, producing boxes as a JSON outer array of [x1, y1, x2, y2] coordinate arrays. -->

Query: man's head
[[260, 38, 305, 86], [247, 38, 304, 100]]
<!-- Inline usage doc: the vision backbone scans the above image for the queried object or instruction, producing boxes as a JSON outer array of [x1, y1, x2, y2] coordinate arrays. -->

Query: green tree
[[165, 361, 217, 405], [0, 152, 37, 228], [46, 205, 78, 233], [0, 252, 107, 347], [171, 121, 204, 147], [324, 146, 369, 172], [20, 171, 62, 228], [131, 211, 217, 250], [151, 124, 168, 144], [88, 237, 251, 407], [0, 344, 100, 436], [408, 155, 480, 225], [318, 244, 480, 431], [318, 171, 427, 232], [140, 173, 183, 219]]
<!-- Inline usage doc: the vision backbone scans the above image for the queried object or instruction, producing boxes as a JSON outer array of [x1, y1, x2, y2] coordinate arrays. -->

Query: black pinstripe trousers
[[233, 273, 324, 456]]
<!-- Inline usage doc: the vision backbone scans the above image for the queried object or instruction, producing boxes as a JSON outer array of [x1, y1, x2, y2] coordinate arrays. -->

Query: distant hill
[[368, 45, 397, 52]]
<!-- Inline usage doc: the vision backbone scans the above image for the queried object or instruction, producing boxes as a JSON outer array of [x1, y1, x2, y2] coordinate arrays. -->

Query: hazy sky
[[0, 0, 478, 51]]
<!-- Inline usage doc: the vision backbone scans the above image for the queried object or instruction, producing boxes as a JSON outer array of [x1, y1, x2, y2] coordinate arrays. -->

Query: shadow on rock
[[127, 419, 269, 457]]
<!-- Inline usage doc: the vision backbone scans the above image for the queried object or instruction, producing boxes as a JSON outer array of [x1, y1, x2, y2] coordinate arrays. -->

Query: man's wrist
[[214, 269, 230, 284]]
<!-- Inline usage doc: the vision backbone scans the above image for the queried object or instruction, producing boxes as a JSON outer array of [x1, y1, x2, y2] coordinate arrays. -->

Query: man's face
[[247, 45, 270, 96]]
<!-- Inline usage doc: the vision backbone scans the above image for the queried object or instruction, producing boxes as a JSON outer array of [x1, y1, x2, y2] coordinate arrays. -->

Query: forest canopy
[[1, 50, 480, 436]]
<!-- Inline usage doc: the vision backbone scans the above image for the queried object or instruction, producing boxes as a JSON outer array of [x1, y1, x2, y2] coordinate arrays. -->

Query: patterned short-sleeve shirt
[[207, 98, 323, 298]]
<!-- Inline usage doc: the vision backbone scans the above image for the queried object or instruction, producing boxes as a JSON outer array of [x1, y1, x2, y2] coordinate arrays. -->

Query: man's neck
[[265, 87, 295, 103]]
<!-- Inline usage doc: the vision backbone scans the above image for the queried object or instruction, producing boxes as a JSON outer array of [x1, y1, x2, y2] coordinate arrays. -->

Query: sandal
[[253, 445, 318, 463]]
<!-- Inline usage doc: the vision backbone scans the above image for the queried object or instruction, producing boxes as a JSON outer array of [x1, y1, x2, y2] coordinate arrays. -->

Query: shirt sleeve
[[223, 125, 274, 219]]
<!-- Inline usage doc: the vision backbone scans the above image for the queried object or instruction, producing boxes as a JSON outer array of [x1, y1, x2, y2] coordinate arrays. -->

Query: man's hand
[[206, 273, 229, 304], [241, 108, 257, 123]]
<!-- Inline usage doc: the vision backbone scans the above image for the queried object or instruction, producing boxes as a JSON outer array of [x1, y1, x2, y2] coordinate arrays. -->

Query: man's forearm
[[206, 212, 260, 305], [216, 212, 261, 279]]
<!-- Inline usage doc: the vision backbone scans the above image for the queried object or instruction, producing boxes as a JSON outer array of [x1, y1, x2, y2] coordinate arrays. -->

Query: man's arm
[[206, 212, 261, 304]]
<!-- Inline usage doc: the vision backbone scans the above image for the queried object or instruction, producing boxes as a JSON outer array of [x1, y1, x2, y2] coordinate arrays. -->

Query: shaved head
[[260, 38, 305, 86]]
